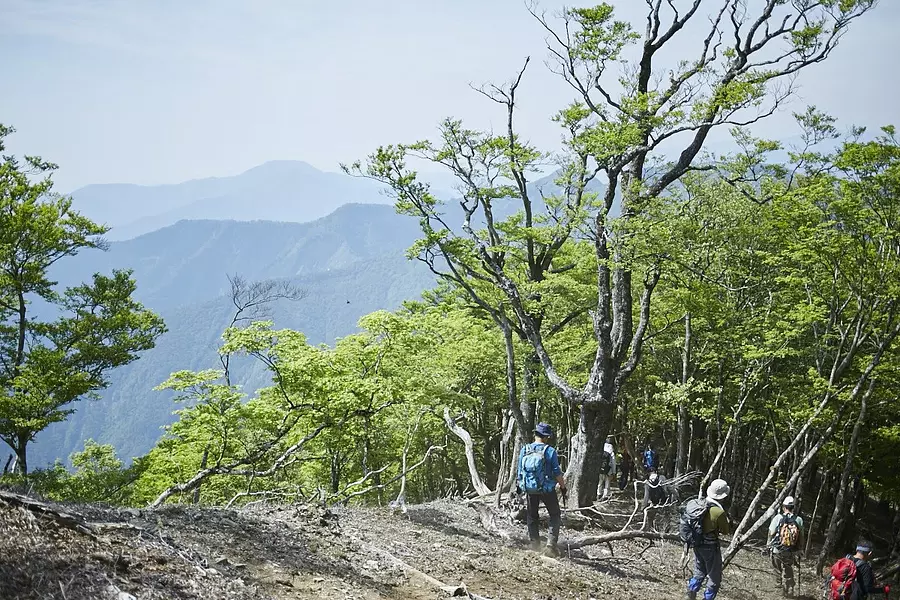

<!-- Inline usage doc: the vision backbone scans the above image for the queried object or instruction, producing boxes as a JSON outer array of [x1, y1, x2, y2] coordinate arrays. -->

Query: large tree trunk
[[565, 402, 614, 508], [13, 433, 27, 476], [816, 377, 871, 573], [675, 312, 691, 477]]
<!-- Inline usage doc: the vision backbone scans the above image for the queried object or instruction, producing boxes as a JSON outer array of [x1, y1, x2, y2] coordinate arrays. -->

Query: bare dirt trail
[[0, 491, 820, 600]]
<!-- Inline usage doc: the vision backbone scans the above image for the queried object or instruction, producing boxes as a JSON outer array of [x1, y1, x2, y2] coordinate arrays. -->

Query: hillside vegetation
[[3, 2, 900, 600]]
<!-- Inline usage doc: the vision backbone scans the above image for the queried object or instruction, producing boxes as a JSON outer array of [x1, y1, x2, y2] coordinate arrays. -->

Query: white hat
[[783, 496, 795, 507], [706, 479, 730, 500], [649, 473, 659, 484]]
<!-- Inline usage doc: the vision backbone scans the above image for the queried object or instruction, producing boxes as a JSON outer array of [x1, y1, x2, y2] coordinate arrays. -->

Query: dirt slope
[[0, 492, 816, 600]]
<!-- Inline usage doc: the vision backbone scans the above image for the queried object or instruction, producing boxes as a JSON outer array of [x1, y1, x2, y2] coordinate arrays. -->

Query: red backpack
[[827, 557, 858, 600]]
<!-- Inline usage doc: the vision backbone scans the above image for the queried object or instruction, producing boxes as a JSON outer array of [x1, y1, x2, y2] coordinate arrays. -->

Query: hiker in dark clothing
[[516, 422, 567, 557], [618, 449, 633, 490], [643, 471, 673, 508], [687, 478, 731, 600], [848, 540, 890, 600]]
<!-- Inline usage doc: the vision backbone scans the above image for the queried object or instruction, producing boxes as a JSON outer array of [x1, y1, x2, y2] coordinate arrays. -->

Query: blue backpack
[[643, 448, 657, 470], [519, 443, 550, 494]]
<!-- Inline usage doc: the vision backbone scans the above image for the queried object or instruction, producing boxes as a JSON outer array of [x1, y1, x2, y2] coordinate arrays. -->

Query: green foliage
[[0, 124, 166, 473], [1, 440, 144, 504]]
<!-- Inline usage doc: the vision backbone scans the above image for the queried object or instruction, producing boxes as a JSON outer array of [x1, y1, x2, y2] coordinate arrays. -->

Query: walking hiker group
[[515, 429, 892, 600]]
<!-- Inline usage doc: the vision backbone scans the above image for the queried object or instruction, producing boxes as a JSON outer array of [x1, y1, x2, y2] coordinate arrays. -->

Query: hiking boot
[[543, 544, 560, 558], [529, 539, 541, 551], [685, 592, 697, 600]]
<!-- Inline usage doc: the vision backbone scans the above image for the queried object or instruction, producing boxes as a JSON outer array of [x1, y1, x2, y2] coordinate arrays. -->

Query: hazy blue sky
[[2, 0, 898, 192]]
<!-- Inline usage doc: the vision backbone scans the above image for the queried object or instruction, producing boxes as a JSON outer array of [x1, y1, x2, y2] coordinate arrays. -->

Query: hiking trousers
[[618, 465, 631, 490], [597, 474, 612, 498], [772, 551, 797, 593], [688, 544, 723, 600], [526, 492, 561, 546]]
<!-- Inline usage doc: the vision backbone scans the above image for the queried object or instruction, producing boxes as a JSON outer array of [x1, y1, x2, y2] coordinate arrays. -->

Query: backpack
[[518, 443, 550, 494], [775, 514, 801, 552], [826, 557, 858, 600], [643, 449, 657, 470], [599, 451, 612, 475], [679, 498, 710, 547]]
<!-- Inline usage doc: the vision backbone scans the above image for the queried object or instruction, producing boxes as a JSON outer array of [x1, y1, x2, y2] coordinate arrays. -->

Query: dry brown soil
[[0, 492, 821, 600]]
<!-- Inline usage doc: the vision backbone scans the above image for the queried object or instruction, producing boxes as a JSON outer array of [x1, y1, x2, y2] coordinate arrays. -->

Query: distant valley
[[29, 162, 606, 468], [30, 165, 434, 467]]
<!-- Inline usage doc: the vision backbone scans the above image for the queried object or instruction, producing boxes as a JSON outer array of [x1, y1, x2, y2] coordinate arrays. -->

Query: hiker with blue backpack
[[679, 478, 732, 600], [516, 422, 567, 557]]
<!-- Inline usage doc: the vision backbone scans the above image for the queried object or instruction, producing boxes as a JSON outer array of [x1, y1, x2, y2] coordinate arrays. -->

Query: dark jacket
[[848, 555, 886, 599]]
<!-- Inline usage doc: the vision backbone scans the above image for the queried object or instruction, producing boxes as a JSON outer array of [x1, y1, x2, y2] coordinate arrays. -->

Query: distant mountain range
[[31, 205, 434, 467], [28, 160, 609, 468], [69, 161, 392, 241]]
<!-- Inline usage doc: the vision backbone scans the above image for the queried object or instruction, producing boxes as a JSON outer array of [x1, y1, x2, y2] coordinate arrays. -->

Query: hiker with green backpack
[[516, 422, 567, 557], [679, 479, 732, 600], [768, 496, 805, 597]]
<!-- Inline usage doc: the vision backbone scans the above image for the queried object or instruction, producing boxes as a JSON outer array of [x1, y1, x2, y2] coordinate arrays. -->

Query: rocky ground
[[0, 490, 822, 600]]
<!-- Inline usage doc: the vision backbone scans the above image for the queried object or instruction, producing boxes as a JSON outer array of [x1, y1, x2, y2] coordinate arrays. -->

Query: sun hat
[[706, 478, 730, 500], [534, 422, 554, 438]]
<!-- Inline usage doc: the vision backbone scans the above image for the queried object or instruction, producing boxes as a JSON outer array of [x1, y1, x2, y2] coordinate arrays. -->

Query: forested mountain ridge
[[50, 203, 426, 310], [29, 204, 435, 468]]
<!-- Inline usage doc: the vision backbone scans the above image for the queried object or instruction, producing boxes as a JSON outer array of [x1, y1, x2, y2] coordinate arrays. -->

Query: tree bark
[[675, 312, 691, 477], [816, 374, 874, 573], [443, 408, 492, 497], [565, 402, 615, 508]]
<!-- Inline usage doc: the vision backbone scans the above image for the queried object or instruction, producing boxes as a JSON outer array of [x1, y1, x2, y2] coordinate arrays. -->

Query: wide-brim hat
[[706, 478, 730, 500], [534, 422, 554, 438]]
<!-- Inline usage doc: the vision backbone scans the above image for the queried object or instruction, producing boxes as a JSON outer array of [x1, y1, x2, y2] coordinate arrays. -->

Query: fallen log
[[351, 536, 493, 600], [566, 529, 681, 550], [0, 490, 97, 539]]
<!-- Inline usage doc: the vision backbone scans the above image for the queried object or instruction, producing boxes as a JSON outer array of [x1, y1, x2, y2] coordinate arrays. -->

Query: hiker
[[768, 496, 805, 597], [642, 444, 658, 474], [682, 478, 731, 600], [597, 437, 616, 500], [618, 448, 633, 490], [643, 471, 671, 508], [827, 539, 891, 600], [516, 422, 567, 557]]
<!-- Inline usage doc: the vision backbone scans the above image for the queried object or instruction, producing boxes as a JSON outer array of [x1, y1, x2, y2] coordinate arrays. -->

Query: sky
[[1, 0, 898, 192]]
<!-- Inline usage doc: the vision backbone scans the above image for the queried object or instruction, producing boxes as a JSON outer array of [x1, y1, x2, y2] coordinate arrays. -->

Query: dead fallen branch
[[0, 490, 97, 539], [352, 537, 493, 599], [566, 528, 680, 550]]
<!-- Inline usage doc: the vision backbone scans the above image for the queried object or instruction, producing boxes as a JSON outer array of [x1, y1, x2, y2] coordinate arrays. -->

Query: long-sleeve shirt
[[517, 443, 563, 494], [848, 556, 886, 599]]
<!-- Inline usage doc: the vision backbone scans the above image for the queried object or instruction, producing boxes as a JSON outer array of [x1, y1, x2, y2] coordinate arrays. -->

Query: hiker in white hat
[[685, 478, 731, 600], [768, 495, 805, 597]]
